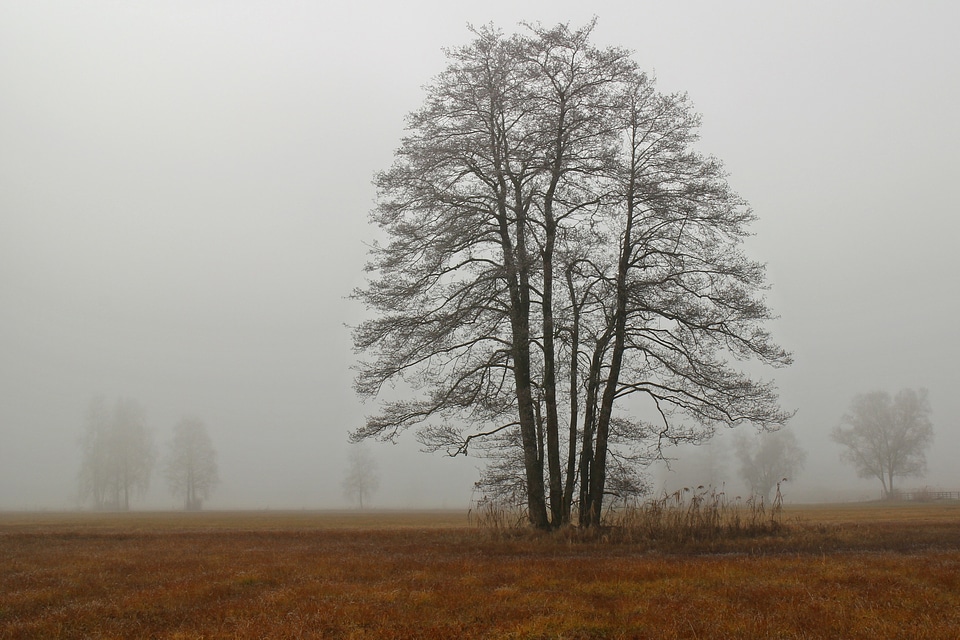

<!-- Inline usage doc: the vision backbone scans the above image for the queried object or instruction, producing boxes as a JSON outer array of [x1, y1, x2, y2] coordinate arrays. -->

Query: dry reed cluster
[[470, 484, 788, 546]]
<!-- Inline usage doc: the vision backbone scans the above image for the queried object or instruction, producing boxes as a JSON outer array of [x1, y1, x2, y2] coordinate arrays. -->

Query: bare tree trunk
[[578, 337, 608, 526], [586, 160, 638, 527], [561, 267, 581, 524], [540, 111, 568, 527], [542, 215, 563, 526], [500, 193, 550, 529], [515, 360, 549, 528]]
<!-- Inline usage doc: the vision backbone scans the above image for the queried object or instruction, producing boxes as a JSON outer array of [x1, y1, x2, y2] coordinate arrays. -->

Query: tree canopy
[[734, 428, 806, 503], [353, 21, 792, 528], [164, 417, 219, 511], [78, 396, 155, 511], [832, 388, 933, 498], [342, 444, 380, 510]]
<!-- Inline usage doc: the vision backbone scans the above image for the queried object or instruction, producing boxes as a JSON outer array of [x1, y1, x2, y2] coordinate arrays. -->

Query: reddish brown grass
[[2, 505, 959, 639]]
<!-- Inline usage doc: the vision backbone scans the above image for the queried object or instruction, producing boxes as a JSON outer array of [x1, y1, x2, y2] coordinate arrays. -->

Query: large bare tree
[[164, 417, 219, 511], [353, 22, 792, 528], [832, 389, 934, 498], [78, 396, 155, 511]]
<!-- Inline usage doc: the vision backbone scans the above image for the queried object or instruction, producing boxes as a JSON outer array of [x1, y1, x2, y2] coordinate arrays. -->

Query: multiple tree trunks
[[353, 22, 792, 529]]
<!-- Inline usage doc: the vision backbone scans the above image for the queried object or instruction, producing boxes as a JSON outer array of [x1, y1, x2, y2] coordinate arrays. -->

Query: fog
[[2, 1, 957, 510]]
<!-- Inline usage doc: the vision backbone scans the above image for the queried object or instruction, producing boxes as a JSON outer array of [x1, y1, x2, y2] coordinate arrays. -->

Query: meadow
[[2, 503, 959, 639]]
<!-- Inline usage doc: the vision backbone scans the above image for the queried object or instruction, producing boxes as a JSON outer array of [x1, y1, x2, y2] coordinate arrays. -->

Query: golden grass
[[2, 505, 959, 639], [0, 509, 469, 534], [787, 501, 960, 524]]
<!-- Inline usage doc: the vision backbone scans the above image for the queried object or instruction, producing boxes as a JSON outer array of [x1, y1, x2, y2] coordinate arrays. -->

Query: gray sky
[[2, 1, 958, 509]]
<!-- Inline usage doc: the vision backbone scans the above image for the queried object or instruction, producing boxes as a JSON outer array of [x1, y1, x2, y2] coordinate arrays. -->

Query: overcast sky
[[2, 1, 957, 509]]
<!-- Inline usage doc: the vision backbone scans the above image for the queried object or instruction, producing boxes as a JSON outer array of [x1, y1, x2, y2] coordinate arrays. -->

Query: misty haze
[[2, 2, 958, 514], [4, 3, 960, 638]]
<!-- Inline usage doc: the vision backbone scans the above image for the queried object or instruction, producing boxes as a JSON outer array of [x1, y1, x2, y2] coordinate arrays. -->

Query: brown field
[[2, 504, 959, 639]]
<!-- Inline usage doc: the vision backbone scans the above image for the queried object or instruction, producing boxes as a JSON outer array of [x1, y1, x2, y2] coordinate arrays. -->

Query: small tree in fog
[[734, 428, 806, 502], [78, 396, 155, 510], [832, 389, 933, 498], [342, 444, 379, 509], [164, 417, 219, 511]]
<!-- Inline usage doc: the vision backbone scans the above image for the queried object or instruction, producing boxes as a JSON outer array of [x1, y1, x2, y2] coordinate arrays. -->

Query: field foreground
[[2, 505, 959, 639]]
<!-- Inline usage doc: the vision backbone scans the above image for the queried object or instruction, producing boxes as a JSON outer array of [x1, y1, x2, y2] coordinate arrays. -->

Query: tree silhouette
[[342, 444, 379, 510], [734, 428, 806, 503], [78, 396, 155, 511], [353, 21, 791, 528], [833, 389, 933, 498], [164, 417, 219, 511]]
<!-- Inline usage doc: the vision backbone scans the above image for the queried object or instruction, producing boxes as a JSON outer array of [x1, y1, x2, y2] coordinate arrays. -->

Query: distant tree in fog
[[832, 389, 933, 498], [342, 444, 379, 509], [78, 396, 155, 511], [164, 417, 219, 511], [734, 428, 805, 502]]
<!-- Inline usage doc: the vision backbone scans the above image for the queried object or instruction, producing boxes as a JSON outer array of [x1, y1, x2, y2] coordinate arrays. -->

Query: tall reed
[[471, 482, 789, 545]]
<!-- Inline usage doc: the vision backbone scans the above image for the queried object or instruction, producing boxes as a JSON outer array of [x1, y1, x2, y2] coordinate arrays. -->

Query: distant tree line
[[78, 396, 219, 511]]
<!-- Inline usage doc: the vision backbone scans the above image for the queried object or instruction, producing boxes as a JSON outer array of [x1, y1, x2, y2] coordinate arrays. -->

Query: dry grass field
[[2, 503, 959, 639]]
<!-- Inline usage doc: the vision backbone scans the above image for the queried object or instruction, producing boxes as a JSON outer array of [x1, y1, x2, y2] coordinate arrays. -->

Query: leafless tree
[[164, 417, 219, 511], [832, 389, 934, 498], [734, 428, 806, 502], [78, 396, 155, 511], [341, 444, 380, 510], [353, 21, 792, 528]]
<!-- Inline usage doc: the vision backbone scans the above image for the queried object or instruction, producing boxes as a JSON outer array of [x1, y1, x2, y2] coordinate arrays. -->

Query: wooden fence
[[897, 490, 960, 502]]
